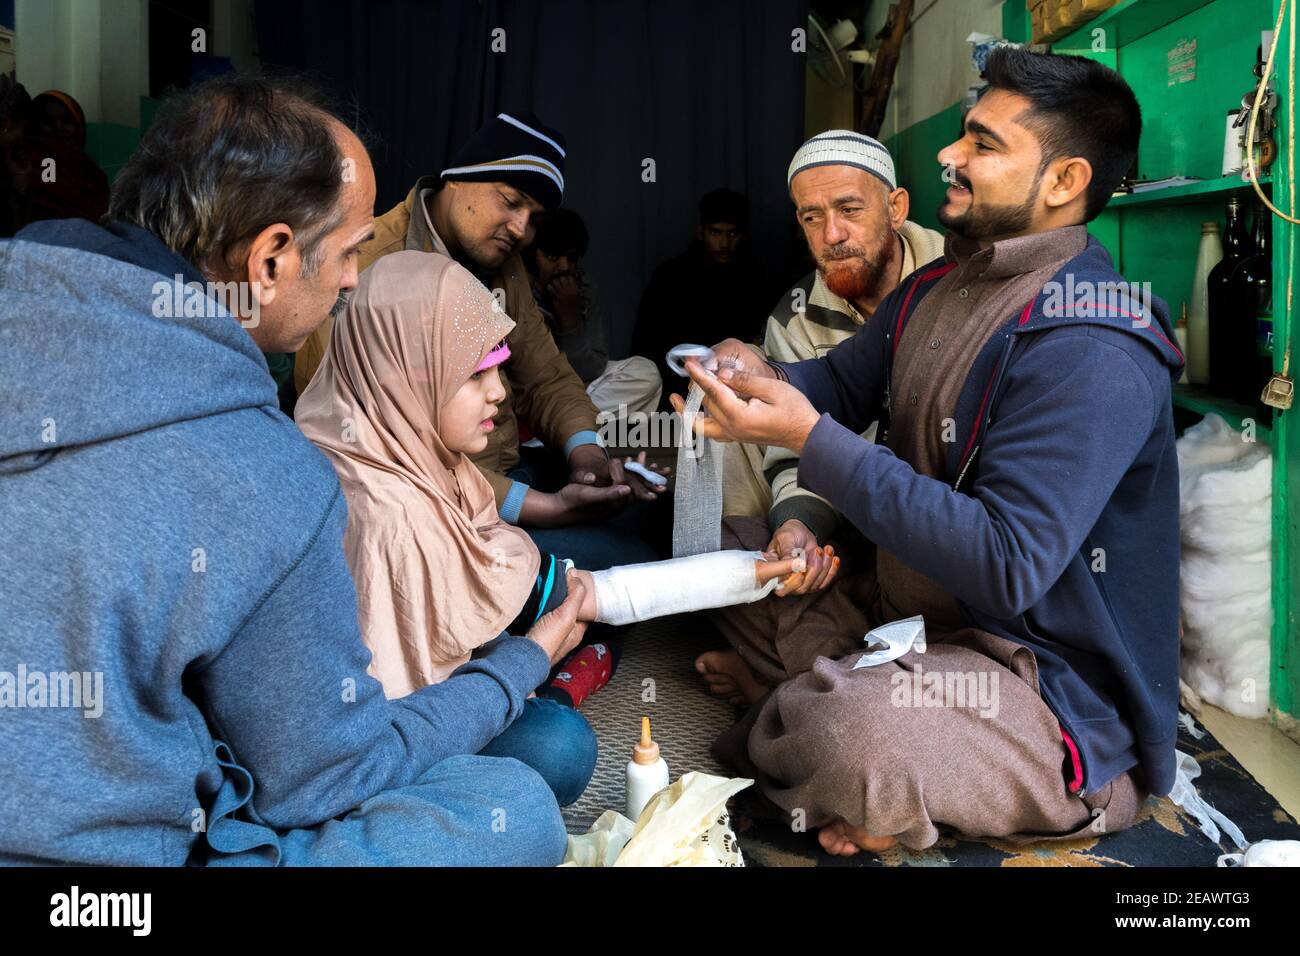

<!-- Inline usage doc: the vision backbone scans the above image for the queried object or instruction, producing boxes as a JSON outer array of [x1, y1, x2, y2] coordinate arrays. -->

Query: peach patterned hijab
[[296, 250, 540, 696]]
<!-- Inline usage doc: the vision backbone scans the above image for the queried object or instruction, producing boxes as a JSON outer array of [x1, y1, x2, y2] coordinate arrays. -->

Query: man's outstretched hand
[[519, 481, 631, 528], [669, 357, 821, 453], [569, 443, 666, 501]]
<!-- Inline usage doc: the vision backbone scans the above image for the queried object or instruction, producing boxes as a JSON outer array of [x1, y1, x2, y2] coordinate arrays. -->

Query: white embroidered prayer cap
[[787, 130, 897, 193]]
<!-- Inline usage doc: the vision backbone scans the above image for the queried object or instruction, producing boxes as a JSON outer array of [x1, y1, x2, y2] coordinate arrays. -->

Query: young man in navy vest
[[676, 48, 1182, 857]]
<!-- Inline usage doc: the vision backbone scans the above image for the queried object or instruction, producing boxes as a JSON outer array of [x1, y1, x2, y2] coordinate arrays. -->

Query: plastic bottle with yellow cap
[[626, 716, 670, 823]]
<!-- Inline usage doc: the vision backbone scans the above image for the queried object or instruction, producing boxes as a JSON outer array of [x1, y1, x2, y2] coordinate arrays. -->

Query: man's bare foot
[[695, 649, 766, 706], [817, 819, 899, 857]]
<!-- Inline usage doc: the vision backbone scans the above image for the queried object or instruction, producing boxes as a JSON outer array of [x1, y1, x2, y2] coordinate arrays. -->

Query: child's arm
[[570, 549, 828, 626], [569, 569, 600, 622], [756, 552, 812, 586]]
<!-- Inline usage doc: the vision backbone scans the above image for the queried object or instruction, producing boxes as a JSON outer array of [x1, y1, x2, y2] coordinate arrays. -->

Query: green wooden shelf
[[1172, 384, 1273, 442], [1109, 173, 1272, 207], [1057, 0, 1217, 48]]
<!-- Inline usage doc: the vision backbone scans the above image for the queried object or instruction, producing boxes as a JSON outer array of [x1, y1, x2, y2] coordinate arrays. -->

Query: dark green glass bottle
[[1206, 197, 1253, 395], [1233, 204, 1274, 405]]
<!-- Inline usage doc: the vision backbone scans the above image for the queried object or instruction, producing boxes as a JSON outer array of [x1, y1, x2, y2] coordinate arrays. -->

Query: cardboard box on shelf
[[1028, 0, 1118, 44], [1029, 2, 1055, 44], [1047, 2, 1074, 41]]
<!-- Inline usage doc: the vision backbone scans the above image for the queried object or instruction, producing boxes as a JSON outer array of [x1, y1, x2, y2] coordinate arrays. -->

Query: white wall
[[99, 0, 148, 126], [805, 64, 855, 135], [14, 0, 258, 128], [15, 0, 147, 127], [869, 0, 1004, 137], [1, 27, 16, 77]]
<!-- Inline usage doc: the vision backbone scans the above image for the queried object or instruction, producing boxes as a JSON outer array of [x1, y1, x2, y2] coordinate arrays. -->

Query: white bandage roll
[[591, 550, 781, 626]]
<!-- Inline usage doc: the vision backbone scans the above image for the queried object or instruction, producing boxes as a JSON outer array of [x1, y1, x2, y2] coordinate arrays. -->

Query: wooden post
[[858, 0, 914, 137]]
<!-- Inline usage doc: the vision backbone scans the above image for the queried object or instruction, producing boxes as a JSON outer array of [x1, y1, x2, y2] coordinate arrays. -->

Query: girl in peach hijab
[[296, 251, 547, 694], [297, 251, 814, 706]]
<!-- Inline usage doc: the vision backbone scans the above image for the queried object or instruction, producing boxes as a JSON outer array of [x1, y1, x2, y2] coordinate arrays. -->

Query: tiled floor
[[1199, 704, 1300, 819]]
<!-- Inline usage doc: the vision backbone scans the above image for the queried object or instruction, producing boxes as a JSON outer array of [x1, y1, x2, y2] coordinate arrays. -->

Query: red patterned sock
[[546, 642, 620, 709]]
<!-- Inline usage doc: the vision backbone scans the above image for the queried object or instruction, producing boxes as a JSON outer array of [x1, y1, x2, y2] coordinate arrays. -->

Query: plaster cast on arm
[[580, 550, 802, 626]]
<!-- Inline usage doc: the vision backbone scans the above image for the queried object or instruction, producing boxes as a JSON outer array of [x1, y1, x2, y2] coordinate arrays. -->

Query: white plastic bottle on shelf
[[1187, 221, 1221, 385], [626, 716, 669, 823]]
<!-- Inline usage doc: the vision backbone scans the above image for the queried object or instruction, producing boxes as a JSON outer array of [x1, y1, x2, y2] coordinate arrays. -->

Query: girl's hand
[[754, 553, 806, 590], [762, 544, 840, 597]]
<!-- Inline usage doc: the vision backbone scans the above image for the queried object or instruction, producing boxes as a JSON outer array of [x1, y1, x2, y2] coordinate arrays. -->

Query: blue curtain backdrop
[[255, 0, 809, 356]]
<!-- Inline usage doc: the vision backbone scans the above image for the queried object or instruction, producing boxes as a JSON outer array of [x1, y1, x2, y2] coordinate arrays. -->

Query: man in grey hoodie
[[0, 75, 590, 866]]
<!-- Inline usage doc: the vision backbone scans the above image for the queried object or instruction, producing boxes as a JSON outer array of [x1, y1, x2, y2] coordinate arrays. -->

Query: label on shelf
[[1167, 37, 1197, 86]]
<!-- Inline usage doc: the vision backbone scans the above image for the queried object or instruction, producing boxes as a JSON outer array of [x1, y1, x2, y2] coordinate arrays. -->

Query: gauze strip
[[852, 615, 927, 668], [672, 383, 723, 556], [1168, 749, 1248, 849], [665, 343, 717, 377], [591, 550, 781, 626]]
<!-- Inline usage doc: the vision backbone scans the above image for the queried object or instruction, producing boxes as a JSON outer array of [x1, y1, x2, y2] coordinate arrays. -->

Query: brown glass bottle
[[1206, 197, 1254, 395]]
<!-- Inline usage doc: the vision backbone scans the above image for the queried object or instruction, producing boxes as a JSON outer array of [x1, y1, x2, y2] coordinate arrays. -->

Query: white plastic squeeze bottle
[[626, 716, 669, 823]]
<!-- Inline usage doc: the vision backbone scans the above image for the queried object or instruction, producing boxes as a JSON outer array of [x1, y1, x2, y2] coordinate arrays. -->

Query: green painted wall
[[1059, 0, 1272, 411], [882, 102, 961, 232], [83, 96, 157, 183], [84, 122, 141, 182]]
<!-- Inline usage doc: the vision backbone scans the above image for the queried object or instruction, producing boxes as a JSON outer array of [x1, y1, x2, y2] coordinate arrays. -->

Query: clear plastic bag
[[561, 771, 752, 867], [1217, 839, 1300, 867]]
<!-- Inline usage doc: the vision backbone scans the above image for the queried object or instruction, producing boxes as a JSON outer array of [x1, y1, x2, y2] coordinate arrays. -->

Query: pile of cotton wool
[[1177, 414, 1272, 719]]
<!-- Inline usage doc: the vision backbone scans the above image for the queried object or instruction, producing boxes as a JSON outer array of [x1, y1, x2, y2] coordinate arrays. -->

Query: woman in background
[[23, 90, 109, 226]]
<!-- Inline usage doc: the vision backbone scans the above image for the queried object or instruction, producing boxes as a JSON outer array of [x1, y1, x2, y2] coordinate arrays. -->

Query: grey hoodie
[[0, 218, 559, 865]]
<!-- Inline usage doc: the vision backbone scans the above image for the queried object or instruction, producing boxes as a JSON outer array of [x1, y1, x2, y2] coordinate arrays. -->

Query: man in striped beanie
[[441, 110, 566, 223], [295, 111, 663, 571], [433, 109, 566, 269]]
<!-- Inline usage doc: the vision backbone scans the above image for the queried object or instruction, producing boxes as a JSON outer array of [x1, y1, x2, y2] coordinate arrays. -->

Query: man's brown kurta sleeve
[[497, 263, 600, 453], [476, 464, 516, 510]]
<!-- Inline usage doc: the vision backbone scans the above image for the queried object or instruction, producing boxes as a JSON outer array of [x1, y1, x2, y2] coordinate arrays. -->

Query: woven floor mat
[[561, 612, 736, 832]]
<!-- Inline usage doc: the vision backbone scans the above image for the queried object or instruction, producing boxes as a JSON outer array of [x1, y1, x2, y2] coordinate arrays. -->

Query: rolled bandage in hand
[[623, 460, 668, 488], [592, 550, 784, 626], [665, 343, 718, 378]]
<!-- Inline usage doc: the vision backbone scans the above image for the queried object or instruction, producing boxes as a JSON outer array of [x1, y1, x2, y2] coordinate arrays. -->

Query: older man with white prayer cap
[[715, 130, 944, 554]]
